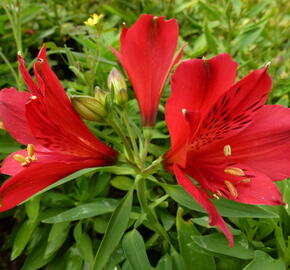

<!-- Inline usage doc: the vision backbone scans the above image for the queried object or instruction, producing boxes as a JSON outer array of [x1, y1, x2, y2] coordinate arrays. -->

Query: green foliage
[[0, 0, 290, 269]]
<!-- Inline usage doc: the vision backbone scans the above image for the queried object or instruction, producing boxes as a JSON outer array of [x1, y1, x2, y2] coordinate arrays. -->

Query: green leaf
[[74, 223, 94, 265], [190, 34, 208, 58], [122, 229, 152, 270], [22, 227, 54, 270], [111, 176, 134, 191], [64, 245, 83, 270], [92, 188, 133, 270], [11, 220, 37, 260], [176, 208, 216, 270], [156, 254, 173, 270], [25, 196, 40, 222], [0, 132, 21, 153], [42, 198, 119, 223], [232, 19, 268, 54], [193, 233, 254, 259], [45, 222, 70, 259], [24, 166, 135, 203], [204, 20, 218, 54], [164, 184, 278, 218], [243, 250, 285, 270]]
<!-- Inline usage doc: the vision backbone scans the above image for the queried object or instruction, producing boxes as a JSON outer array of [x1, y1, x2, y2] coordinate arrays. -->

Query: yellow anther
[[224, 180, 238, 199], [27, 144, 36, 158], [13, 154, 28, 166], [0, 121, 4, 130], [224, 167, 244, 176], [242, 178, 251, 183], [223, 145, 231, 157], [13, 144, 37, 166], [216, 190, 222, 197], [213, 194, 220, 200], [31, 95, 37, 100]]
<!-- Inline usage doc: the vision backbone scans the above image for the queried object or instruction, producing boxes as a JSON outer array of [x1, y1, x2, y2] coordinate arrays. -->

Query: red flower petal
[[18, 45, 117, 160], [1, 146, 96, 176], [173, 164, 234, 247], [1, 149, 30, 176], [165, 54, 237, 165], [0, 159, 105, 212], [112, 14, 182, 126], [233, 165, 284, 205], [227, 105, 290, 181], [192, 105, 290, 182], [185, 163, 284, 206], [0, 88, 37, 145], [192, 66, 272, 148]]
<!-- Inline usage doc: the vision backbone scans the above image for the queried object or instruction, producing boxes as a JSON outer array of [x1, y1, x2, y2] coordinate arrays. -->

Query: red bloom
[[111, 14, 185, 126], [164, 54, 290, 246], [0, 45, 117, 212]]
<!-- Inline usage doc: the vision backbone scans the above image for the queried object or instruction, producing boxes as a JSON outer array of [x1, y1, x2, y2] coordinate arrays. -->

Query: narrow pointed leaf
[[92, 188, 133, 270], [122, 229, 152, 270]]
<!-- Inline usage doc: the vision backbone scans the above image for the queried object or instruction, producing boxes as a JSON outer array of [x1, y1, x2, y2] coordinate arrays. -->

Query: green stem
[[0, 50, 18, 83], [2, 0, 23, 89], [135, 175, 170, 243], [108, 115, 135, 162], [120, 110, 141, 166], [140, 127, 152, 167]]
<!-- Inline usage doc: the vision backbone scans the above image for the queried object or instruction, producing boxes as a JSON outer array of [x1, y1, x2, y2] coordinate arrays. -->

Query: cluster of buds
[[71, 68, 128, 122], [71, 87, 108, 122]]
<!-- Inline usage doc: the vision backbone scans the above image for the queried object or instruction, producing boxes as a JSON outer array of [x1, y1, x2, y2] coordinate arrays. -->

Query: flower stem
[[108, 114, 135, 163], [2, 0, 24, 89], [135, 175, 170, 243], [140, 127, 152, 167], [120, 110, 142, 167]]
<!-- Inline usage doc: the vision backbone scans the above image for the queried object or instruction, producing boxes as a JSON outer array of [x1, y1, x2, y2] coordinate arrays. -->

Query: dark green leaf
[[45, 222, 70, 258], [42, 198, 119, 223], [122, 229, 152, 270], [193, 233, 254, 259], [164, 184, 279, 218], [176, 208, 216, 270], [243, 250, 285, 270], [92, 188, 133, 270]]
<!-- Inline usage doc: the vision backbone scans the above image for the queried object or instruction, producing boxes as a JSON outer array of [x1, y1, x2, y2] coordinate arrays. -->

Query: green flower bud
[[94, 86, 108, 105], [108, 67, 128, 107], [71, 95, 107, 122]]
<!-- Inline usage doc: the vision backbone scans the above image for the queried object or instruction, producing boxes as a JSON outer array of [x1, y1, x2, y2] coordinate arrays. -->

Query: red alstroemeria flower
[[164, 53, 290, 246], [111, 14, 186, 126], [0, 45, 118, 212]]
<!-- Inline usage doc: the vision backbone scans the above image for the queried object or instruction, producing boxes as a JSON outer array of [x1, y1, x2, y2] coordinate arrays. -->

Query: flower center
[[13, 144, 37, 166], [213, 144, 251, 200]]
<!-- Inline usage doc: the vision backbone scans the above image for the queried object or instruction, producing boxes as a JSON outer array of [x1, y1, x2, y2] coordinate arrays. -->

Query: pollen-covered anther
[[13, 144, 37, 166], [224, 180, 238, 199], [182, 108, 187, 116], [213, 194, 220, 200], [31, 95, 37, 100], [13, 154, 29, 166], [223, 144, 232, 157], [27, 144, 37, 161], [224, 167, 245, 176], [242, 178, 251, 183]]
